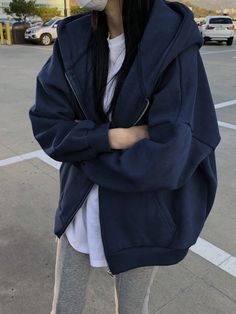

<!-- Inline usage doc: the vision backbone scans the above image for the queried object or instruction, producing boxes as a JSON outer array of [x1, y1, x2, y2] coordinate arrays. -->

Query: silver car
[[24, 17, 64, 46], [200, 15, 234, 46]]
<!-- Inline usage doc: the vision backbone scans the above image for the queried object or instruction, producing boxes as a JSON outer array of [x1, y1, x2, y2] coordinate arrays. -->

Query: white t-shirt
[[65, 32, 126, 267]]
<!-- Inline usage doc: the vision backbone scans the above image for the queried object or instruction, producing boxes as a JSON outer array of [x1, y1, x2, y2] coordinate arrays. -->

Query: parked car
[[24, 17, 64, 46], [200, 15, 234, 46], [29, 21, 43, 28]]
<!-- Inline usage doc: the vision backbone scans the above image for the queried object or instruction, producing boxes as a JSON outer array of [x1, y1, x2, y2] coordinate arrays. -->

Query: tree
[[35, 6, 62, 22], [4, 0, 37, 21], [70, 5, 87, 15]]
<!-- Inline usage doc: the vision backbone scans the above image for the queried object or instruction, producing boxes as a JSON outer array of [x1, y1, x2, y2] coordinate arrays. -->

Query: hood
[[57, 0, 202, 77], [27, 26, 42, 31], [138, 0, 203, 97], [56, 0, 203, 127]]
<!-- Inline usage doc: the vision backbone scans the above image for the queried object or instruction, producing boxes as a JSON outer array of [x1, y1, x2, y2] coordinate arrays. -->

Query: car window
[[209, 17, 232, 24], [42, 18, 57, 27]]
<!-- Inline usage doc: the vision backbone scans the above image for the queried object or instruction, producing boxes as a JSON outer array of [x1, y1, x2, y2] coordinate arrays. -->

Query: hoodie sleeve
[[78, 45, 221, 192], [28, 38, 113, 163]]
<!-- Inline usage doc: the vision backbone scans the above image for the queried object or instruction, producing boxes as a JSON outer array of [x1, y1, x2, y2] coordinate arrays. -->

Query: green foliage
[[70, 5, 87, 15], [35, 6, 62, 22], [3, 0, 37, 20]]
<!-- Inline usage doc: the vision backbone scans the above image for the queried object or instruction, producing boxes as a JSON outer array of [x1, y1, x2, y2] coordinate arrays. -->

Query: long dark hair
[[88, 0, 154, 122]]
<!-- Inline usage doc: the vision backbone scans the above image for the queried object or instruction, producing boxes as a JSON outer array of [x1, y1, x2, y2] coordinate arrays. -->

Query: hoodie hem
[[106, 245, 189, 275]]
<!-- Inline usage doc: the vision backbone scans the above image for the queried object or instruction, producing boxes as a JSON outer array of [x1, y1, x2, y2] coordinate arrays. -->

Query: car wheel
[[40, 33, 52, 46], [226, 37, 233, 46]]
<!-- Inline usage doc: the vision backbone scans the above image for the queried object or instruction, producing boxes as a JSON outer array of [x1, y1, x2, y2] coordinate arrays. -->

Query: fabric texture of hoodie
[[28, 0, 221, 275]]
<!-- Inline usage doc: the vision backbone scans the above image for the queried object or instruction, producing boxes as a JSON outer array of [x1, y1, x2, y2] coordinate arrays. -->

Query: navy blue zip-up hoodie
[[29, 0, 221, 275]]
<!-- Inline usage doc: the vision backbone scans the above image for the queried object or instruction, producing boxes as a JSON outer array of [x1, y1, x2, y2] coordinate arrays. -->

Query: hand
[[108, 125, 149, 150], [128, 125, 150, 144], [74, 119, 149, 150]]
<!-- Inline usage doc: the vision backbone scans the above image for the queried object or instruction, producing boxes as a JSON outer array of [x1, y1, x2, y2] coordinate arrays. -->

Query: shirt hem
[[65, 234, 90, 254], [65, 233, 108, 267]]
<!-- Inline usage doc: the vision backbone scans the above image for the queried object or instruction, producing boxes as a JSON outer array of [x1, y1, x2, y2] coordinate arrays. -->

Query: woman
[[28, 0, 221, 313]]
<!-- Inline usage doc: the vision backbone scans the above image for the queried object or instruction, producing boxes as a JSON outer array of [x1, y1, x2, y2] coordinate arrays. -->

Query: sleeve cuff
[[87, 121, 114, 154]]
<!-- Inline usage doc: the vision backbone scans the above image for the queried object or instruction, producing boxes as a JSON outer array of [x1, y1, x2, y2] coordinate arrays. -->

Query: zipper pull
[[106, 267, 114, 277]]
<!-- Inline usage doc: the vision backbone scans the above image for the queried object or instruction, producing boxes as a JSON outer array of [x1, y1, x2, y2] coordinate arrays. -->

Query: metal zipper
[[64, 71, 114, 276], [106, 268, 114, 277], [59, 183, 94, 237], [131, 70, 164, 127], [58, 73, 95, 234], [65, 70, 150, 128], [65, 72, 88, 120], [65, 69, 151, 276], [98, 185, 115, 277], [131, 98, 150, 126], [60, 182, 115, 276]]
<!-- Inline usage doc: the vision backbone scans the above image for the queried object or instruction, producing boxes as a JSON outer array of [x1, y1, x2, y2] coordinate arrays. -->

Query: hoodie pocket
[[153, 196, 176, 232], [148, 193, 177, 247]]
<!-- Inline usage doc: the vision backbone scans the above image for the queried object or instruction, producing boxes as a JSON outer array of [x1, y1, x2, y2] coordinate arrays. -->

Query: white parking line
[[192, 238, 236, 277], [0, 149, 236, 278], [219, 256, 236, 277], [201, 49, 236, 55], [191, 238, 235, 276], [35, 150, 61, 169], [218, 121, 236, 130], [215, 99, 236, 109], [214, 100, 236, 130], [0, 150, 61, 168], [0, 150, 39, 166]]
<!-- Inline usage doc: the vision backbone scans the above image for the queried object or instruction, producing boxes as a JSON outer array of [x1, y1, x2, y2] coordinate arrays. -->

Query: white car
[[24, 17, 64, 46], [200, 15, 234, 46]]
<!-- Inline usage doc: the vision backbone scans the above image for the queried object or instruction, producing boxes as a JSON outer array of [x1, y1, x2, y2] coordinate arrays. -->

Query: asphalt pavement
[[0, 36, 236, 313]]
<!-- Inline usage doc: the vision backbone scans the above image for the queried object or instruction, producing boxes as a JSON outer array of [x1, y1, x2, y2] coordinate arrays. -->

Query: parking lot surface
[[0, 37, 236, 313]]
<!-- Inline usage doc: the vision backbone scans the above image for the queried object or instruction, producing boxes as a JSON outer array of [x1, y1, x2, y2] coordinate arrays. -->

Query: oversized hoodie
[[28, 0, 221, 274]]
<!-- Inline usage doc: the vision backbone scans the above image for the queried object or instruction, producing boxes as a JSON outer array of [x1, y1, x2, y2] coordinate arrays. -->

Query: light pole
[[64, 0, 67, 16], [64, 0, 71, 17]]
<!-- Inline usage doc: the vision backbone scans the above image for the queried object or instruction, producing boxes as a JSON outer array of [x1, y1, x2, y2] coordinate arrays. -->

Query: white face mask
[[77, 0, 108, 11]]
